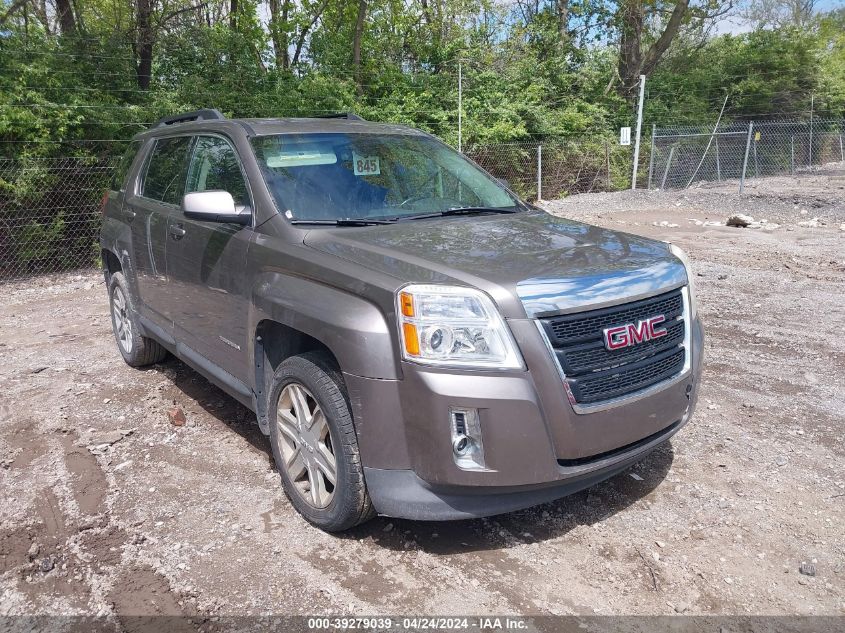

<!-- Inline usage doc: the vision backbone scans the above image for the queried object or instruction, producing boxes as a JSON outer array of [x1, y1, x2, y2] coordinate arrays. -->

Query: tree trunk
[[291, 0, 329, 67], [616, 0, 643, 99], [556, 0, 569, 44], [352, 0, 367, 92], [0, 0, 30, 27], [616, 0, 689, 100], [229, 0, 238, 30], [35, 0, 51, 34], [269, 0, 291, 69], [135, 0, 154, 90], [55, 0, 76, 34]]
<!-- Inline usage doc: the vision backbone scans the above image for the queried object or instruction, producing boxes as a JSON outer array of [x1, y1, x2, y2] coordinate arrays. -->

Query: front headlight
[[397, 284, 524, 369], [669, 243, 698, 319]]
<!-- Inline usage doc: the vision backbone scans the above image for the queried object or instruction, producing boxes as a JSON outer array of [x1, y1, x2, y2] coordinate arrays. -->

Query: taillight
[[99, 191, 109, 215]]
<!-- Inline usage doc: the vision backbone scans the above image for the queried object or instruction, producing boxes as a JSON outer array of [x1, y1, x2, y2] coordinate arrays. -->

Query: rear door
[[165, 134, 253, 380], [123, 136, 192, 327], [101, 139, 141, 264]]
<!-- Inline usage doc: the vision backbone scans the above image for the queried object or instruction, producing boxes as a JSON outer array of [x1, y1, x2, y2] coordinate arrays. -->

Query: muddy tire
[[267, 352, 375, 532], [108, 271, 168, 367]]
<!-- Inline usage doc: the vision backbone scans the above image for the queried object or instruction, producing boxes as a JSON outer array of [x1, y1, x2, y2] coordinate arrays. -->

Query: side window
[[186, 136, 250, 208], [141, 136, 192, 204], [111, 140, 141, 191]]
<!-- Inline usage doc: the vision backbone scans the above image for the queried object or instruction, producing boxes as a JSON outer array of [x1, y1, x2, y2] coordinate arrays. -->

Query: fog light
[[453, 435, 470, 455], [449, 407, 488, 471]]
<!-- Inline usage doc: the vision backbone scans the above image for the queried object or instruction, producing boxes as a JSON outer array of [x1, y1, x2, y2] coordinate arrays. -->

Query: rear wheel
[[108, 272, 168, 367], [267, 352, 374, 531]]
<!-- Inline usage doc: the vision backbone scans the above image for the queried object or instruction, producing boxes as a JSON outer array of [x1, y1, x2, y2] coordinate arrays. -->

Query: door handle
[[169, 224, 186, 240], [123, 209, 136, 220]]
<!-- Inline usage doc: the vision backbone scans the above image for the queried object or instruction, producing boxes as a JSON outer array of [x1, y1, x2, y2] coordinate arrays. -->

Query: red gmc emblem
[[603, 315, 667, 351]]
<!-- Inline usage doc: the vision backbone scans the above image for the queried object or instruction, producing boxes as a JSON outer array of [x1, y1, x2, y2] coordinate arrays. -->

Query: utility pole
[[740, 122, 754, 194], [791, 135, 795, 174], [457, 61, 462, 153], [631, 74, 646, 190], [660, 146, 675, 190], [715, 137, 721, 181], [647, 124, 656, 189], [536, 145, 542, 201], [808, 92, 814, 168]]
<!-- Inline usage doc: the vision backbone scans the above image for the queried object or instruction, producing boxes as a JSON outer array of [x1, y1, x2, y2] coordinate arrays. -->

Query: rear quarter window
[[110, 140, 141, 191], [141, 136, 193, 204]]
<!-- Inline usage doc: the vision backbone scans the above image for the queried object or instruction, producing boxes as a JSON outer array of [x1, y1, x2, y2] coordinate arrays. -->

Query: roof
[[134, 110, 425, 140], [241, 117, 425, 137]]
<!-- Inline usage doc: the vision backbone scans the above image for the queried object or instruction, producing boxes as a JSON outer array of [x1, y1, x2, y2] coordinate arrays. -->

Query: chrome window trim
[[536, 286, 692, 415]]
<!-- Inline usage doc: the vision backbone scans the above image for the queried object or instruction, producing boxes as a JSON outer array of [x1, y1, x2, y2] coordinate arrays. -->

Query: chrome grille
[[540, 288, 688, 406]]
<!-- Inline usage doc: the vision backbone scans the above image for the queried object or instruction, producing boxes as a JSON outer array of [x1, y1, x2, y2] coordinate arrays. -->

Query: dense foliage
[[0, 0, 843, 276], [1, 0, 843, 158]]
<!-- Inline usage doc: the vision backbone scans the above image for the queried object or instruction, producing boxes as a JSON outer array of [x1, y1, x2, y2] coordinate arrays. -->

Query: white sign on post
[[619, 127, 631, 146]]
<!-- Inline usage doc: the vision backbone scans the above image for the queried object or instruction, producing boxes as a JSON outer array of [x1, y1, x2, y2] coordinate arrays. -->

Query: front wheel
[[267, 352, 374, 532]]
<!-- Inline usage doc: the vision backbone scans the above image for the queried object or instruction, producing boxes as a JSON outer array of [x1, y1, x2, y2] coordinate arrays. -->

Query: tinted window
[[186, 136, 250, 207], [111, 140, 141, 191], [251, 133, 518, 221], [142, 136, 191, 204]]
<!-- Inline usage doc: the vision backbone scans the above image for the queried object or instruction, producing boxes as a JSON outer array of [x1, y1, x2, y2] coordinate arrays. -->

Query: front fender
[[249, 272, 400, 380]]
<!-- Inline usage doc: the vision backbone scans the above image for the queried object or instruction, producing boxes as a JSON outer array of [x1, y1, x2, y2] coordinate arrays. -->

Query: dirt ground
[[1, 169, 843, 622]]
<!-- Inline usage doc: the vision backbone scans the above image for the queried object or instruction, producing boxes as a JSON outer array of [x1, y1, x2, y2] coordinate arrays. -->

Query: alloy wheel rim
[[275, 383, 337, 509], [111, 287, 133, 353]]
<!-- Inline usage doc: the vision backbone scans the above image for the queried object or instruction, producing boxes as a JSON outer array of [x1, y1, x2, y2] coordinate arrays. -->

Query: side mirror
[[182, 191, 250, 225], [496, 177, 511, 189]]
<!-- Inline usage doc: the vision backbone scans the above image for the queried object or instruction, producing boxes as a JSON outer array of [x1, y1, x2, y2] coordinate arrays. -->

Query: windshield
[[250, 133, 522, 222]]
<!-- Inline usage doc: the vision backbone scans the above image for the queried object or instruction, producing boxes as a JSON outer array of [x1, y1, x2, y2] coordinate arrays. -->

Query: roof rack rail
[[153, 109, 226, 128], [312, 112, 365, 121]]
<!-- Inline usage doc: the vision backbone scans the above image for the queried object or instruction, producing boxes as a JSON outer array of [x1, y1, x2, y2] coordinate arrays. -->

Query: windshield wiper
[[290, 207, 521, 226], [289, 218, 396, 226], [444, 206, 521, 215], [396, 207, 521, 222]]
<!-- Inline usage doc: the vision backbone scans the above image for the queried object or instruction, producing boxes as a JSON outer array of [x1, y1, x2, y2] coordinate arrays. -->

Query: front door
[[165, 134, 252, 380]]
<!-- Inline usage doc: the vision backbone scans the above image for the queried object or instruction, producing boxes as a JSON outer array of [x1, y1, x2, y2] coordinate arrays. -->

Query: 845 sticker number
[[352, 153, 380, 176]]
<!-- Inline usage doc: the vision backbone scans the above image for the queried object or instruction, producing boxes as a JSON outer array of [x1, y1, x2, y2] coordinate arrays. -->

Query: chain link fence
[[0, 136, 633, 282], [465, 138, 631, 201], [0, 156, 118, 280], [649, 119, 845, 191], [2, 120, 842, 282]]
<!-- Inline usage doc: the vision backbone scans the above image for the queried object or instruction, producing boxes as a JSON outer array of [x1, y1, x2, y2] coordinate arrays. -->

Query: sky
[[715, 0, 844, 35]]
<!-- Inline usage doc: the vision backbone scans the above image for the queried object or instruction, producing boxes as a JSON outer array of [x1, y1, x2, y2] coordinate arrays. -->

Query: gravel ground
[[1, 170, 843, 623]]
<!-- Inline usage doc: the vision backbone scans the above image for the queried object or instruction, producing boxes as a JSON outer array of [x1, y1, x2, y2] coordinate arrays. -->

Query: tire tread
[[108, 271, 168, 367], [268, 352, 375, 531]]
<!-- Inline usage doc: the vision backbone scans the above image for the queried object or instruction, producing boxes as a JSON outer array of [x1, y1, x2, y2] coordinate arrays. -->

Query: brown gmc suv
[[100, 109, 704, 531]]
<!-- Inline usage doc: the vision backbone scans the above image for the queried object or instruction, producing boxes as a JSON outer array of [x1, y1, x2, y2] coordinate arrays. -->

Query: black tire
[[267, 352, 374, 532], [107, 271, 168, 367]]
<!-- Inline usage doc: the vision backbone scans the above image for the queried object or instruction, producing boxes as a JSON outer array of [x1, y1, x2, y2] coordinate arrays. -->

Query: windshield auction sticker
[[352, 153, 380, 176]]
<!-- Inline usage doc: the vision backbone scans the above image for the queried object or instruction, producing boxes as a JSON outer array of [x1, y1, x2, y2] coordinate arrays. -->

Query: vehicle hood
[[303, 209, 688, 318]]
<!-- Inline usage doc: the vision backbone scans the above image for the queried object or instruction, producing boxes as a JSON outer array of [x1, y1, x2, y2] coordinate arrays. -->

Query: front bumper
[[345, 316, 703, 521], [363, 415, 687, 520]]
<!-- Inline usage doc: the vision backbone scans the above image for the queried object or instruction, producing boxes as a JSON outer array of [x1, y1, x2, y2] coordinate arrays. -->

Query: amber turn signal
[[402, 322, 420, 356], [399, 292, 415, 317]]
